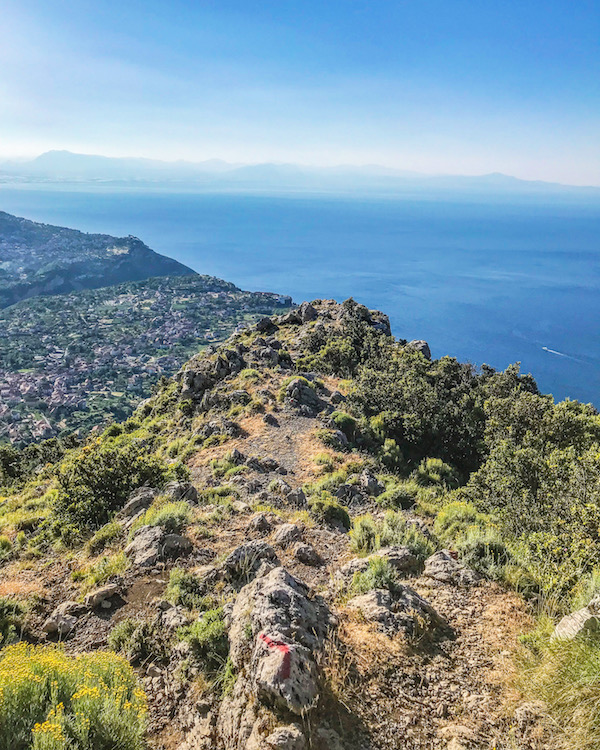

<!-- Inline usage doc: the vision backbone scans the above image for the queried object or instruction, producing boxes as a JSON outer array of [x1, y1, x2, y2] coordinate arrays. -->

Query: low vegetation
[[0, 642, 146, 750]]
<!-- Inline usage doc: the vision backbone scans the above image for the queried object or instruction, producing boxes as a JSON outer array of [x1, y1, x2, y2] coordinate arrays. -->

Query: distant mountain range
[[0, 210, 194, 308], [2, 150, 599, 198]]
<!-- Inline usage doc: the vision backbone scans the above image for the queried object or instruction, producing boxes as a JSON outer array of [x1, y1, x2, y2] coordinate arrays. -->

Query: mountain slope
[[3, 298, 598, 749], [0, 210, 194, 308]]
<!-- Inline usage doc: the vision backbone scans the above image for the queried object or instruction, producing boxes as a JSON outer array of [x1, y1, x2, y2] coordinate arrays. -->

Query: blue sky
[[1, 0, 599, 183]]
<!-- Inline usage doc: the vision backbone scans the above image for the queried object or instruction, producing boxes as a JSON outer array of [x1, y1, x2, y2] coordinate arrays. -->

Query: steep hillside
[[0, 211, 194, 308], [1, 299, 599, 750]]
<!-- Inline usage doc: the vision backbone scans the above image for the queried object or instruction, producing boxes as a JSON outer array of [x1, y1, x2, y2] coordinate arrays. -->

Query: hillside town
[[0, 275, 292, 442]]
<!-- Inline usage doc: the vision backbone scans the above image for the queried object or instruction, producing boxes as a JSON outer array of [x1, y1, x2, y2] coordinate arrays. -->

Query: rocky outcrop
[[42, 601, 85, 636], [210, 566, 334, 750], [423, 550, 479, 586], [222, 541, 278, 581], [282, 378, 323, 416], [407, 339, 432, 360], [347, 585, 440, 636], [179, 347, 245, 401], [124, 525, 192, 567]]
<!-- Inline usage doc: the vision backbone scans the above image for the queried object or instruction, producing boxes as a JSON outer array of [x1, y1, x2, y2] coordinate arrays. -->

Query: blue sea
[[1, 186, 599, 405]]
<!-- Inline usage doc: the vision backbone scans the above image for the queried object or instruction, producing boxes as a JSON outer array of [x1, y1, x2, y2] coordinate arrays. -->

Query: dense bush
[[53, 437, 183, 533], [350, 557, 399, 596], [0, 643, 146, 750]]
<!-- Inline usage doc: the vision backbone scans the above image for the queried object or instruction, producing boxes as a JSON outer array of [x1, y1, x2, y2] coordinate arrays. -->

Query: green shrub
[[379, 438, 406, 472], [350, 516, 378, 553], [379, 511, 436, 561], [0, 535, 12, 561], [86, 522, 123, 555], [304, 470, 348, 496], [308, 493, 351, 530], [238, 368, 262, 383], [109, 618, 171, 665], [178, 608, 228, 674], [314, 453, 338, 473], [199, 485, 238, 505], [166, 568, 211, 609], [377, 480, 419, 509], [349, 511, 434, 561], [572, 569, 600, 611], [210, 453, 247, 479], [453, 526, 511, 580], [331, 411, 357, 441], [350, 557, 399, 596], [433, 501, 489, 542], [53, 437, 183, 533], [414, 457, 459, 488], [78, 552, 129, 592], [0, 642, 146, 750], [315, 429, 347, 451], [133, 500, 191, 535], [0, 597, 25, 646]]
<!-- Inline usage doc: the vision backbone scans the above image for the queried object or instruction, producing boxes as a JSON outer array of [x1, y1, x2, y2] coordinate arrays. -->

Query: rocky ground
[[0, 300, 555, 750]]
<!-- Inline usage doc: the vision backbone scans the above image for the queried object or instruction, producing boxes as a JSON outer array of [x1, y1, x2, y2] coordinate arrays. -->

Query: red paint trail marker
[[259, 633, 291, 679]]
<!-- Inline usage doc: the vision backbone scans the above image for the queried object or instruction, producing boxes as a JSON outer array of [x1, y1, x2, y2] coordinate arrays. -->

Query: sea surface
[[1, 186, 599, 405]]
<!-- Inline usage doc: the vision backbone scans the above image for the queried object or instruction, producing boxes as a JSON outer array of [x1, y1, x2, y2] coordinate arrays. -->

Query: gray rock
[[423, 550, 479, 586], [284, 378, 322, 414], [161, 605, 190, 630], [227, 567, 332, 713], [263, 413, 280, 427], [43, 601, 84, 636], [359, 471, 384, 497], [377, 546, 420, 575], [407, 339, 432, 360], [269, 478, 292, 497], [335, 483, 364, 505], [223, 541, 278, 581], [553, 597, 600, 640], [330, 390, 346, 405], [117, 486, 156, 527], [286, 488, 307, 508], [347, 585, 440, 636], [293, 543, 321, 566], [264, 725, 307, 750], [125, 526, 165, 567], [273, 523, 303, 548], [247, 513, 273, 536], [163, 481, 199, 505], [84, 583, 119, 609], [125, 525, 191, 567], [256, 317, 278, 334], [299, 302, 318, 323]]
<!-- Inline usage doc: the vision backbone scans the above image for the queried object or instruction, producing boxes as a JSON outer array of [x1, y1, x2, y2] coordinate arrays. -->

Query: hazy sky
[[1, 0, 599, 184]]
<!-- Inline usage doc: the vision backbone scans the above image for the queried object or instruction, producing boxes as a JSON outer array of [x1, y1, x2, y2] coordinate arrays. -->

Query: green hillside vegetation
[[1, 298, 599, 748]]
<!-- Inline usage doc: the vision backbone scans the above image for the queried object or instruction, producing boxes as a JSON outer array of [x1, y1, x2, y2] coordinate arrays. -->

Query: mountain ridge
[[3, 150, 600, 193], [0, 210, 195, 308]]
